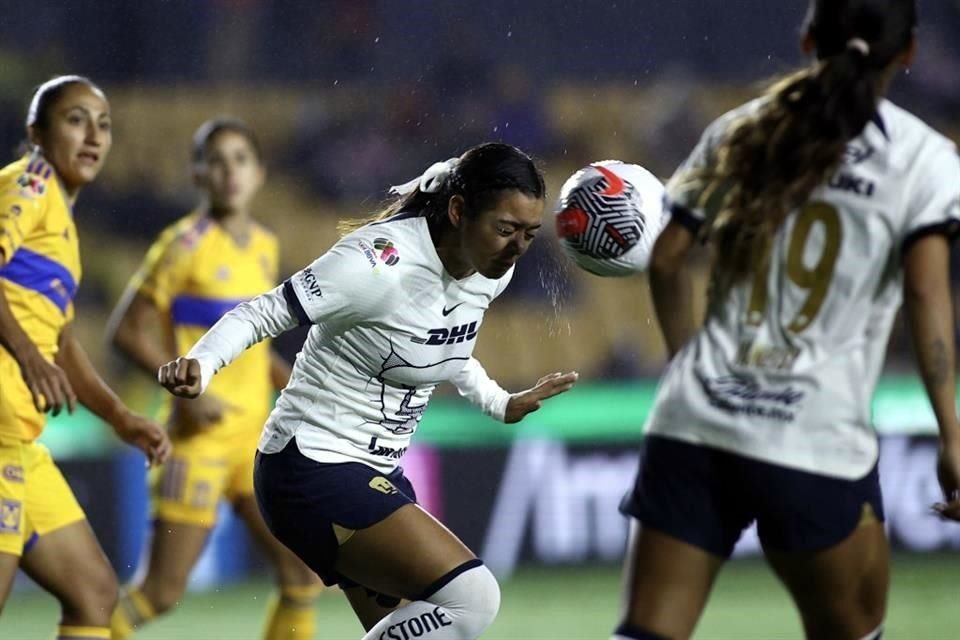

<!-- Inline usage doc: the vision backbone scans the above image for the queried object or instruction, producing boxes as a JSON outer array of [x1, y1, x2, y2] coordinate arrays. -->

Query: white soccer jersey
[[649, 98, 960, 479], [186, 213, 513, 473]]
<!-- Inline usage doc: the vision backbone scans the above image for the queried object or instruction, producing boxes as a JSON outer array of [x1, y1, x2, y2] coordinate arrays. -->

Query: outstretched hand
[[504, 371, 578, 424], [158, 357, 203, 398]]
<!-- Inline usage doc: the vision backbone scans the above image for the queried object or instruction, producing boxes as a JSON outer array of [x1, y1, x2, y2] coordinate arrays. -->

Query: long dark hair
[[338, 142, 545, 235], [693, 0, 915, 300]]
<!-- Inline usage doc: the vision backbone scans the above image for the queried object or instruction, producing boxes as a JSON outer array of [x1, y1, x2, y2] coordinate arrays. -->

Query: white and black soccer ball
[[553, 161, 667, 277]]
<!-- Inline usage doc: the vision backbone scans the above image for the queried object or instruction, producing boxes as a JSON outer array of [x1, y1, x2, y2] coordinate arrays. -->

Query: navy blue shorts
[[253, 439, 417, 587], [620, 435, 884, 557]]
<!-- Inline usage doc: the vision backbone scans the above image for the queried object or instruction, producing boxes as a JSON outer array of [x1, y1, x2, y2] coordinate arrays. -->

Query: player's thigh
[[342, 585, 405, 632], [151, 433, 229, 531], [232, 494, 320, 587], [336, 503, 476, 601], [0, 552, 17, 611], [618, 436, 747, 638], [757, 463, 889, 639], [18, 442, 111, 615], [765, 520, 888, 640], [620, 521, 725, 640], [19, 519, 117, 617]]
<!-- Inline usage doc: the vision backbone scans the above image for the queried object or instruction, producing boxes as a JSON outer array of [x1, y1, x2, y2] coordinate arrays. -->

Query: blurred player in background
[[158, 142, 578, 640], [107, 119, 320, 640], [613, 1, 960, 639], [0, 76, 170, 640]]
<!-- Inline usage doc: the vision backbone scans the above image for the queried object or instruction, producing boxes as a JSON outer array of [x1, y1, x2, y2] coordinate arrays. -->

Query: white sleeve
[[901, 140, 960, 251], [450, 357, 511, 422], [186, 285, 298, 393], [283, 235, 392, 325], [664, 106, 746, 233]]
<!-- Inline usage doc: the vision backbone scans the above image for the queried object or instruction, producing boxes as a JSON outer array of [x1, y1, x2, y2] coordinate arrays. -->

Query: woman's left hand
[[504, 371, 579, 424]]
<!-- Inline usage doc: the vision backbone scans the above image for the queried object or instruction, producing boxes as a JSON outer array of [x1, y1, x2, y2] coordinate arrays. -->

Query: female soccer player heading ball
[[614, 1, 960, 639], [159, 142, 577, 639], [0, 77, 170, 639]]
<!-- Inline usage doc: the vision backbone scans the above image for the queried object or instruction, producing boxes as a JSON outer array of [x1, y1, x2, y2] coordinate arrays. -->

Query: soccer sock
[[611, 622, 671, 640], [57, 626, 111, 639], [110, 589, 157, 640], [262, 584, 320, 640], [360, 560, 500, 640]]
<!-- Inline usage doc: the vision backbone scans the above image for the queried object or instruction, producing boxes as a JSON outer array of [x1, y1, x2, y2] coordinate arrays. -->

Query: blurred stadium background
[[2, 1, 960, 638]]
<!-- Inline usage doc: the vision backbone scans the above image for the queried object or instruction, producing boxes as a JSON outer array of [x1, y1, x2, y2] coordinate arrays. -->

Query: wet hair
[[191, 118, 263, 166], [692, 0, 915, 300], [338, 142, 545, 235], [26, 75, 104, 130]]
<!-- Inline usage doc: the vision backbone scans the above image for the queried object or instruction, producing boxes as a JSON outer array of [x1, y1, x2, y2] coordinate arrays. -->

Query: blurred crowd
[[0, 0, 957, 391]]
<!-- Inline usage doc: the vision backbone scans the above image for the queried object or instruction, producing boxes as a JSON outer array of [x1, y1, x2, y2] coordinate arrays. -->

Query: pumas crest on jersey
[[373, 237, 399, 266]]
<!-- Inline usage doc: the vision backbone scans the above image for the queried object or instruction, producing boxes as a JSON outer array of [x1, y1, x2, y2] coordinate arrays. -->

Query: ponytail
[[693, 0, 916, 301]]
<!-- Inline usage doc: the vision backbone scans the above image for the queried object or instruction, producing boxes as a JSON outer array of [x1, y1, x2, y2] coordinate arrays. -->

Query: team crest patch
[[0, 499, 22, 533], [373, 237, 400, 266], [2, 465, 24, 483], [17, 173, 46, 199], [369, 476, 399, 495]]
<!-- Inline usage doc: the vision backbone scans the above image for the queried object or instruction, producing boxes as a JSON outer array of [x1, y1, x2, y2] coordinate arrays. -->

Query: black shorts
[[253, 438, 417, 587], [620, 435, 884, 557]]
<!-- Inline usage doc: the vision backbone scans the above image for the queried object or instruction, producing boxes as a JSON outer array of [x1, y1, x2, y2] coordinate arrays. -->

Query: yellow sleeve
[[0, 172, 47, 262], [128, 225, 196, 313]]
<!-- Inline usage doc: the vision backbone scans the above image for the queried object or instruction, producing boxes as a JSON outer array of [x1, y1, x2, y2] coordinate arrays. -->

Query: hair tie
[[389, 157, 461, 197], [846, 38, 870, 57]]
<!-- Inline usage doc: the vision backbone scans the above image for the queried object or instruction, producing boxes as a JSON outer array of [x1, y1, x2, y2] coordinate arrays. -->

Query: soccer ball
[[553, 161, 666, 277]]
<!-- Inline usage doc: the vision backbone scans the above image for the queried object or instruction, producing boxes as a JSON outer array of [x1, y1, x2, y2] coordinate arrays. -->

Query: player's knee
[[62, 566, 118, 622], [275, 554, 321, 591], [425, 561, 500, 637]]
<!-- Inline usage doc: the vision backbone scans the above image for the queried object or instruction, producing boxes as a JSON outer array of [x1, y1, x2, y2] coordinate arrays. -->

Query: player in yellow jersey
[[107, 119, 321, 640], [0, 76, 171, 640]]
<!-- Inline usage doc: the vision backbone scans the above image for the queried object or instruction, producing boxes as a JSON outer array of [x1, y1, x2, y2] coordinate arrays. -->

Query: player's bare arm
[[648, 220, 698, 358], [57, 322, 170, 465], [902, 233, 960, 520]]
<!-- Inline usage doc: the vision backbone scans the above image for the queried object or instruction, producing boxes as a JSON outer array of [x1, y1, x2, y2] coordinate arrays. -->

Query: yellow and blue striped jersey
[[0, 154, 81, 440], [130, 212, 278, 426]]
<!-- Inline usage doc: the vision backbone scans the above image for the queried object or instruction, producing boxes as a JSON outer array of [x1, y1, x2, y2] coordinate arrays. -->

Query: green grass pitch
[[3, 554, 957, 638]]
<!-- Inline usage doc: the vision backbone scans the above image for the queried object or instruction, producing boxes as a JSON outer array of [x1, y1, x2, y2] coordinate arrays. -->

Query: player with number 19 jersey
[[648, 98, 960, 480]]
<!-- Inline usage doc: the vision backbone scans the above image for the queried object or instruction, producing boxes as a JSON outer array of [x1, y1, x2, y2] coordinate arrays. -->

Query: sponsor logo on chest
[[409, 321, 478, 346]]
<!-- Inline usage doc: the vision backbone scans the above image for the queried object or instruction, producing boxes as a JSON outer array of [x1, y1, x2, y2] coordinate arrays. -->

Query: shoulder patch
[[16, 172, 46, 199], [372, 236, 400, 266]]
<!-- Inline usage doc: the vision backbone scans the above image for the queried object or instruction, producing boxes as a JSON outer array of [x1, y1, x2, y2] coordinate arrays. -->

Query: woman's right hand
[[158, 357, 203, 398], [18, 344, 76, 416]]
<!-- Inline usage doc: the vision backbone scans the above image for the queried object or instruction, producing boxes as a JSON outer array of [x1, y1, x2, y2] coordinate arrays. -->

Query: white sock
[[361, 560, 499, 640]]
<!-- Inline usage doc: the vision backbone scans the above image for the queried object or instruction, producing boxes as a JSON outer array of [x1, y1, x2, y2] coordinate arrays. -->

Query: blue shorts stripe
[[23, 531, 39, 553], [171, 295, 246, 327], [0, 247, 77, 313]]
